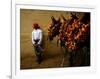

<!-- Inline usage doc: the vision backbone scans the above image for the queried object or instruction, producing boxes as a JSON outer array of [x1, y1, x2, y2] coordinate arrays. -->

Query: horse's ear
[[51, 16, 57, 24], [74, 13, 79, 20], [70, 12, 74, 17], [51, 16, 54, 19], [51, 16, 56, 23], [61, 15, 66, 22]]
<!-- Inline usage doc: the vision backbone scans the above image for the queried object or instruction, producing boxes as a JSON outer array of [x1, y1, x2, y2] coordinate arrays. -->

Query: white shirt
[[32, 29, 42, 45]]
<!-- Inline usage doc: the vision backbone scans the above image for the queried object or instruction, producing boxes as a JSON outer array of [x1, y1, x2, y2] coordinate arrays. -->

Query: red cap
[[32, 23, 40, 29]]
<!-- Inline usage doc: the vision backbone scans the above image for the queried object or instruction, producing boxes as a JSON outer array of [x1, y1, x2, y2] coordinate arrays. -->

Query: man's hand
[[33, 44, 38, 47]]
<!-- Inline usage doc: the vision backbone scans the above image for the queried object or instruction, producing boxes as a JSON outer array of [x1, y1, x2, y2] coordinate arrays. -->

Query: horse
[[47, 16, 62, 41]]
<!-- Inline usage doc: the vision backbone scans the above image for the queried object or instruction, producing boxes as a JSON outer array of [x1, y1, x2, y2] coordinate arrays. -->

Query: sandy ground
[[20, 9, 85, 69]]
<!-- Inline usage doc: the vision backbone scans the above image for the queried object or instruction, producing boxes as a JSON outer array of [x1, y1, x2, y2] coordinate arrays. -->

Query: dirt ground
[[20, 9, 86, 69]]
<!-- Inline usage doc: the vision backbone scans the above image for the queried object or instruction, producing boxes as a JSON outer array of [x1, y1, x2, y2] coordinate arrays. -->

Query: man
[[32, 23, 43, 64]]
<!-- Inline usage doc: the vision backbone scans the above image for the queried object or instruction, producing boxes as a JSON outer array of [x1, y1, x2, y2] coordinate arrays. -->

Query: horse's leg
[[47, 35, 49, 40], [56, 35, 60, 46]]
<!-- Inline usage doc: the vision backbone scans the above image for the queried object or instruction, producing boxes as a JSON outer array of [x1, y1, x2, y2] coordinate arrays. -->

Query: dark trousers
[[34, 44, 42, 64]]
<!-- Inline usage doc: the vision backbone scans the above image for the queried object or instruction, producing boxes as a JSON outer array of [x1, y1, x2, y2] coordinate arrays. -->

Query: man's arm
[[32, 31, 35, 45], [38, 30, 42, 45]]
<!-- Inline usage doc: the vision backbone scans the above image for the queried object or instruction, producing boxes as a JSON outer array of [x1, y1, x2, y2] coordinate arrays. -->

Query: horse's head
[[48, 16, 62, 41], [64, 13, 79, 27], [70, 13, 78, 20]]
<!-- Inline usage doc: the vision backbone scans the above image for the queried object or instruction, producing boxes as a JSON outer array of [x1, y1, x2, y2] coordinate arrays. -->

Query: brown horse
[[47, 16, 62, 41]]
